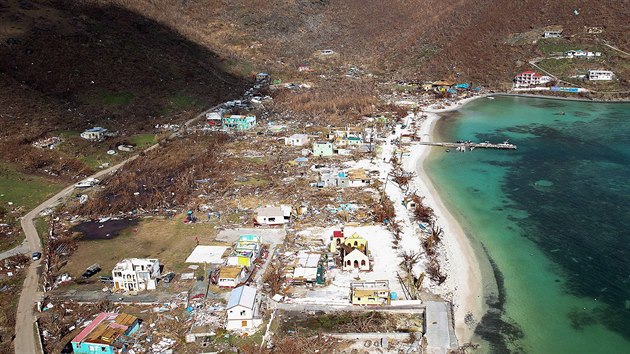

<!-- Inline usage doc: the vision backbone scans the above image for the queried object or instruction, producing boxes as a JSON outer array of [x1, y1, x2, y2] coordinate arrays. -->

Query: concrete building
[[254, 205, 291, 225], [514, 71, 553, 87], [218, 266, 247, 288], [71, 313, 140, 354], [588, 70, 614, 81], [226, 285, 263, 331], [542, 27, 563, 38], [342, 248, 370, 271], [112, 258, 161, 292], [80, 127, 107, 141], [312, 141, 335, 156], [285, 134, 310, 146], [222, 115, 257, 131], [350, 280, 391, 306]]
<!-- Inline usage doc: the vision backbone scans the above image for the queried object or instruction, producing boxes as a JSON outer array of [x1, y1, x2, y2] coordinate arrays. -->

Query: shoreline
[[407, 95, 489, 343], [493, 92, 630, 103], [409, 92, 630, 345]]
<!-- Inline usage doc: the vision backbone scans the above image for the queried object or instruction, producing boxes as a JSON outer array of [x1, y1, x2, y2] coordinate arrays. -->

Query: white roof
[[256, 205, 290, 217], [297, 252, 321, 267], [289, 134, 308, 140], [293, 267, 318, 280], [185, 245, 229, 264], [227, 285, 257, 309]]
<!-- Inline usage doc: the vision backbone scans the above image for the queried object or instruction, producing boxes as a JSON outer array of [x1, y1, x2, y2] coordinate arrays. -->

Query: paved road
[[0, 239, 29, 261], [14, 158, 137, 354], [12, 102, 225, 354]]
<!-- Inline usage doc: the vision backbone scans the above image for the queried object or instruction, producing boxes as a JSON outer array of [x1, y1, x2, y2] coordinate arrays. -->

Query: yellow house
[[342, 233, 368, 253], [350, 280, 391, 306]]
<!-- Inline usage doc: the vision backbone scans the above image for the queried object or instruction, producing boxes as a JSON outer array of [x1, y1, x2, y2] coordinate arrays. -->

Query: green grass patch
[[130, 134, 156, 147], [0, 163, 64, 211], [538, 40, 604, 55], [101, 91, 134, 105]]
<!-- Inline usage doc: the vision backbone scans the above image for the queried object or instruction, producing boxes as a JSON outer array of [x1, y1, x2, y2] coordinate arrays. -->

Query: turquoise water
[[425, 96, 630, 353]]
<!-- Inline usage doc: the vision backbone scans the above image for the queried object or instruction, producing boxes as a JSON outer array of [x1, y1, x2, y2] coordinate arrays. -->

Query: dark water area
[[72, 218, 138, 240], [474, 245, 524, 354], [427, 96, 630, 353], [499, 118, 630, 340]]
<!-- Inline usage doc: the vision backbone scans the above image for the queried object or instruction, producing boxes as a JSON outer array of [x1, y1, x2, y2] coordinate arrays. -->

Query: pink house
[[514, 71, 553, 87]]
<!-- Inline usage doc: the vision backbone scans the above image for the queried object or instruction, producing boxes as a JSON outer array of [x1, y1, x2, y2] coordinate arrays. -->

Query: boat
[[487, 96, 495, 100]]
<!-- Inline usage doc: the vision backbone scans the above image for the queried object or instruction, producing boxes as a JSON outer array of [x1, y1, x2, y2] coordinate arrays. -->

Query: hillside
[[0, 0, 248, 137], [110, 0, 630, 84], [0, 0, 628, 179]]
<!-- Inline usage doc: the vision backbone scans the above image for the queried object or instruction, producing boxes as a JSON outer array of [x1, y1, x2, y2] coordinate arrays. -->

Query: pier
[[418, 141, 517, 150]]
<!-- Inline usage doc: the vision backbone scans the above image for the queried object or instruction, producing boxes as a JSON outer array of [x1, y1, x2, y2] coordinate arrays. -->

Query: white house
[[342, 249, 370, 271], [254, 205, 291, 225], [542, 28, 563, 38], [565, 50, 601, 58], [588, 70, 614, 81], [112, 258, 161, 292], [80, 127, 107, 141], [218, 266, 247, 288], [285, 134, 310, 147], [225, 285, 263, 331]]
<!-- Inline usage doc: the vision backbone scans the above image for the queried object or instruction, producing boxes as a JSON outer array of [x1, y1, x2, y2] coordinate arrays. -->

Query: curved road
[[13, 103, 223, 353]]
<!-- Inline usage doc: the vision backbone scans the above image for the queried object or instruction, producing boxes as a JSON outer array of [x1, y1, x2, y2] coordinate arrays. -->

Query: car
[[82, 264, 101, 279], [99, 276, 113, 284], [31, 252, 42, 261], [162, 272, 175, 283]]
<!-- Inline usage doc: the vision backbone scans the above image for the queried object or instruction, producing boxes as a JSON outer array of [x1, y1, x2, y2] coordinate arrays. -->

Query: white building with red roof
[[514, 71, 553, 87]]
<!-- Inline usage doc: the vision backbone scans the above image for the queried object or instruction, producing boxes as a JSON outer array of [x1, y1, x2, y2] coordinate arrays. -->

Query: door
[[242, 320, 248, 327]]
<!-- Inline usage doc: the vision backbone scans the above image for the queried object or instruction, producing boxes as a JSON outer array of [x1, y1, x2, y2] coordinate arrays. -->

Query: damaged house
[[350, 280, 391, 306], [254, 205, 292, 226]]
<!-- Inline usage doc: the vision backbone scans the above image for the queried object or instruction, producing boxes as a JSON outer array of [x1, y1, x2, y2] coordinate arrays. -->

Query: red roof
[[333, 230, 344, 238], [518, 70, 537, 76], [71, 312, 114, 344]]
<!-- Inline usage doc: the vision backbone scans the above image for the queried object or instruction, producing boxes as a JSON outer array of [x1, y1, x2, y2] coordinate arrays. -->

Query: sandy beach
[[407, 95, 489, 343]]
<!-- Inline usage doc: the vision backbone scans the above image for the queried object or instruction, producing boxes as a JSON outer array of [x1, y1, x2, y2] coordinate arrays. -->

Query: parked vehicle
[[99, 276, 113, 284], [82, 264, 101, 279], [31, 252, 42, 261], [162, 272, 175, 283]]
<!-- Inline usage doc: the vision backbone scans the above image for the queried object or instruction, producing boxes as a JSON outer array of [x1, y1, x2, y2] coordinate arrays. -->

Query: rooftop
[[72, 312, 138, 346], [227, 285, 257, 309], [219, 266, 244, 279]]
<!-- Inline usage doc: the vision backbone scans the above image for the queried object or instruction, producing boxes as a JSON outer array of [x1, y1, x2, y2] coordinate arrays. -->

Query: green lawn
[[130, 133, 157, 147], [0, 163, 64, 211]]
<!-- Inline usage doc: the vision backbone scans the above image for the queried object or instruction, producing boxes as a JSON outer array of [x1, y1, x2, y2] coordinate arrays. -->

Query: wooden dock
[[418, 141, 517, 150]]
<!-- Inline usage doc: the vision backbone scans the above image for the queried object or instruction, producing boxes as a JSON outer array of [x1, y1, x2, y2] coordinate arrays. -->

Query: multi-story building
[[112, 258, 161, 292]]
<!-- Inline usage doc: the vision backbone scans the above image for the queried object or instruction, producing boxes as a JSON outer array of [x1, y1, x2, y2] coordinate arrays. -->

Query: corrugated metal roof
[[227, 285, 257, 309], [219, 266, 243, 279]]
